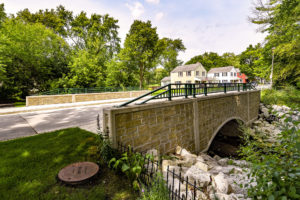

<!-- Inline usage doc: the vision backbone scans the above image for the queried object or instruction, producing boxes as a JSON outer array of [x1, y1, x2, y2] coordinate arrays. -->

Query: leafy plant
[[139, 173, 169, 200], [109, 146, 152, 190], [239, 117, 300, 199], [97, 127, 117, 164]]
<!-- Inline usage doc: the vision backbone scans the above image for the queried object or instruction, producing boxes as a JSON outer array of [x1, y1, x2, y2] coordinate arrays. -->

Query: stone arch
[[203, 116, 246, 153]]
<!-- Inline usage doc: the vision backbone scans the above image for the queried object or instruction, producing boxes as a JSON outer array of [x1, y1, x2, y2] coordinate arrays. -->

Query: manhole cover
[[58, 162, 99, 185]]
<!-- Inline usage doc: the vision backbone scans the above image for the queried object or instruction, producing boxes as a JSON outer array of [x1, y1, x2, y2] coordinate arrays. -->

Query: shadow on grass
[[0, 128, 138, 200]]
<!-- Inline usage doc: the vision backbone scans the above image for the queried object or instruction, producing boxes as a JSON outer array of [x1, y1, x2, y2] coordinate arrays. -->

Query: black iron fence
[[117, 82, 256, 107], [116, 142, 202, 200]]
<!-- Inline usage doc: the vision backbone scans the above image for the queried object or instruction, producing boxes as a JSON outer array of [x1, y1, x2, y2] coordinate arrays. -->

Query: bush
[[239, 118, 300, 199], [261, 86, 300, 109], [139, 173, 169, 200]]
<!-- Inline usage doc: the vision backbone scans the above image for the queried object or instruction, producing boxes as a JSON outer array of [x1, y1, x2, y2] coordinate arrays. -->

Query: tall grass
[[261, 86, 300, 109]]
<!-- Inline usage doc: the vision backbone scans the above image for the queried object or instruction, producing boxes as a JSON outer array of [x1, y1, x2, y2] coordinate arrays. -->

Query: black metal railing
[[166, 166, 202, 200], [117, 142, 202, 200], [117, 82, 255, 107]]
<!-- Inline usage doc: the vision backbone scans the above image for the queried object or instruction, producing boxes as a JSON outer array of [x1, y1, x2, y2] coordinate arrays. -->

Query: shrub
[[239, 118, 300, 199], [109, 146, 153, 190], [261, 86, 300, 109], [139, 173, 169, 200]]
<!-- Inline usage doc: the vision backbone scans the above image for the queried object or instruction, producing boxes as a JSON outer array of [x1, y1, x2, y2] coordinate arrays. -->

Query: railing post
[[168, 84, 172, 101], [204, 83, 207, 96], [238, 83, 240, 92], [224, 83, 227, 93], [185, 84, 188, 98], [193, 84, 196, 98]]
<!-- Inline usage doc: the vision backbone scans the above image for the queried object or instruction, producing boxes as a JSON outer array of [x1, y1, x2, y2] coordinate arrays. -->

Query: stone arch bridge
[[103, 90, 260, 154]]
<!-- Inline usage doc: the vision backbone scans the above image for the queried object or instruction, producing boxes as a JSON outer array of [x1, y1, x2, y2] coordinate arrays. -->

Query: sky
[[1, 0, 266, 62]]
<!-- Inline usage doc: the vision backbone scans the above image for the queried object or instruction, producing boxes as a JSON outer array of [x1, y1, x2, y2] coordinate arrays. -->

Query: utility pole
[[270, 47, 275, 88]]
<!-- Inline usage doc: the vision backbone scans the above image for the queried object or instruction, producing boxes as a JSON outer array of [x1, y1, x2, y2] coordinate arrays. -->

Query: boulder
[[167, 178, 186, 193], [146, 149, 159, 160], [218, 158, 229, 166], [261, 107, 270, 118], [195, 161, 209, 172], [162, 160, 177, 172], [181, 148, 197, 158], [184, 165, 211, 187], [209, 193, 238, 200], [175, 146, 182, 155], [213, 155, 222, 161], [212, 172, 229, 194]]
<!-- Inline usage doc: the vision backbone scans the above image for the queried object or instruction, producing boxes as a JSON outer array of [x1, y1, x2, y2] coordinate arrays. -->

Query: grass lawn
[[0, 128, 138, 200], [13, 101, 26, 107]]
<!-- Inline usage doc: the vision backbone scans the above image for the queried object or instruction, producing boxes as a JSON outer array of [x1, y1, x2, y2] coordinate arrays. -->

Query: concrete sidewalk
[[0, 97, 134, 115]]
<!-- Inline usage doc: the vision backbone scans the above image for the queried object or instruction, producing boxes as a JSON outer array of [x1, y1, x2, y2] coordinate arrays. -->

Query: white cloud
[[155, 12, 164, 21], [125, 2, 145, 19], [145, 0, 160, 5]]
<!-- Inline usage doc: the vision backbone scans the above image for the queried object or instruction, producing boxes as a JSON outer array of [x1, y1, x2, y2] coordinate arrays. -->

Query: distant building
[[170, 62, 207, 84], [207, 66, 242, 83], [161, 76, 171, 86], [236, 69, 248, 83], [160, 64, 248, 85]]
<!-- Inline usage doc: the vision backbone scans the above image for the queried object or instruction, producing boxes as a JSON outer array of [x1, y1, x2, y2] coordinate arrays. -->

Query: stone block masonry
[[103, 90, 260, 154], [26, 91, 148, 106]]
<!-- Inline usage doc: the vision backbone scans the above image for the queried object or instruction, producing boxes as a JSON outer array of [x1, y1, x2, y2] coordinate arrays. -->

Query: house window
[[186, 71, 191, 76], [222, 72, 227, 76], [196, 71, 199, 76], [222, 80, 228, 83], [175, 81, 181, 84], [234, 73, 237, 76], [231, 72, 233, 76], [186, 81, 191, 83], [214, 73, 219, 77], [202, 71, 205, 77], [178, 72, 183, 77]]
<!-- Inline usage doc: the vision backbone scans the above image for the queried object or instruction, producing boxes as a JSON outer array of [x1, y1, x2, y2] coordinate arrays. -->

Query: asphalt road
[[0, 103, 117, 141]]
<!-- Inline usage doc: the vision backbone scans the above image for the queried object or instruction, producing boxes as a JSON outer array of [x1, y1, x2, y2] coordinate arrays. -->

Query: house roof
[[208, 66, 235, 73], [161, 76, 171, 82], [171, 62, 204, 73]]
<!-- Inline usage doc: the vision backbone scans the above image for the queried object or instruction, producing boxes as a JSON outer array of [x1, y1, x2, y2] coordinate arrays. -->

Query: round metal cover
[[58, 162, 99, 184]]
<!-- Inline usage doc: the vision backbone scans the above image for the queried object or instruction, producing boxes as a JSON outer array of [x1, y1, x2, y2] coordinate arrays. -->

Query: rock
[[261, 107, 270, 118], [175, 146, 182, 155], [146, 149, 159, 160], [196, 155, 205, 163], [232, 160, 248, 167], [181, 148, 197, 158], [162, 160, 176, 172], [184, 165, 211, 187], [212, 172, 229, 194], [167, 178, 186, 193], [218, 158, 229, 166], [209, 193, 238, 200], [213, 155, 222, 161], [180, 156, 197, 168], [195, 161, 209, 172]]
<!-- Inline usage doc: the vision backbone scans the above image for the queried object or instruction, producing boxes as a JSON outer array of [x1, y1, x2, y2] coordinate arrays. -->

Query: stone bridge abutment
[[103, 90, 260, 154]]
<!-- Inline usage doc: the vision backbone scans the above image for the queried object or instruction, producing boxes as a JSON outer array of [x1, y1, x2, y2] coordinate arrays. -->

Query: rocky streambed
[[158, 104, 299, 200]]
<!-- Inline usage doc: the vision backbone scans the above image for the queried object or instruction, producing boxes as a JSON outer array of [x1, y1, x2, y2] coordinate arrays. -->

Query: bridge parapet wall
[[103, 90, 260, 154]]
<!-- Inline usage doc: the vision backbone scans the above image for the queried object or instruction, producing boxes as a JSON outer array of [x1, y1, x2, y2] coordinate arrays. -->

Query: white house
[[161, 76, 171, 86], [207, 66, 242, 83], [170, 62, 207, 84]]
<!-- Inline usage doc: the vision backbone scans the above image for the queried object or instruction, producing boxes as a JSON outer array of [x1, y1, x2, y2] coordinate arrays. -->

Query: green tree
[[0, 18, 69, 100], [250, 0, 300, 85], [159, 38, 185, 74], [239, 43, 268, 80], [120, 20, 163, 89], [186, 52, 239, 71]]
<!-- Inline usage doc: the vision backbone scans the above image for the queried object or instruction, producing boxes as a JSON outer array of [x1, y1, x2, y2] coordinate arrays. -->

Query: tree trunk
[[139, 63, 144, 89]]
